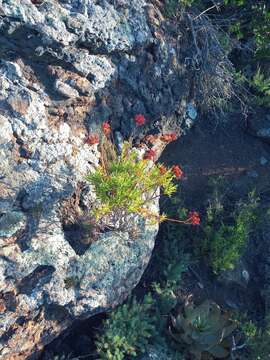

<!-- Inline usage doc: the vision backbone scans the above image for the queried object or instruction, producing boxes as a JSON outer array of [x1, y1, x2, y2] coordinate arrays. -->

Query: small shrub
[[200, 183, 259, 273], [251, 68, 270, 106], [248, 321, 270, 359], [152, 250, 190, 315], [236, 314, 270, 359], [95, 295, 157, 360]]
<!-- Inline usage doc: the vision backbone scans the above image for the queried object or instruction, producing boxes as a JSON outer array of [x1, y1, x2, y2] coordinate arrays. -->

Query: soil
[[162, 114, 270, 209]]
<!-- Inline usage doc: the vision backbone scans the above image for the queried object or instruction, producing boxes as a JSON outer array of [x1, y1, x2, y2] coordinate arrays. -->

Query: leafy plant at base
[[251, 68, 270, 106], [95, 295, 157, 360], [200, 187, 259, 274], [169, 299, 237, 359], [235, 313, 270, 359]]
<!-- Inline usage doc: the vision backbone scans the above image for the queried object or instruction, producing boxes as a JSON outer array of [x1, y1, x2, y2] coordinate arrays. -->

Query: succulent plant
[[169, 299, 237, 359]]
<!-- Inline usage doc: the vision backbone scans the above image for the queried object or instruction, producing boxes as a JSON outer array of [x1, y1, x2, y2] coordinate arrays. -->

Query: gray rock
[[218, 260, 250, 288], [0, 210, 26, 238], [186, 103, 198, 121], [0, 115, 13, 145], [260, 156, 268, 166], [0, 0, 218, 357], [0, 206, 159, 358]]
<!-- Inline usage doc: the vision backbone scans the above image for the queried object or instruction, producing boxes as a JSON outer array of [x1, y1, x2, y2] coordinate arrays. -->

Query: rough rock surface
[[139, 344, 175, 360], [0, 0, 196, 358]]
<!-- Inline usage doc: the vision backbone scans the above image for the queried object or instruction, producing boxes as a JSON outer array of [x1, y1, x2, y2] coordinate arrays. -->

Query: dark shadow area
[[40, 312, 106, 360], [62, 222, 93, 256], [17, 265, 55, 295]]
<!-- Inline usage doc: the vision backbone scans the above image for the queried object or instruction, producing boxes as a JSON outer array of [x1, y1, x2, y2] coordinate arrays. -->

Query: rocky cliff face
[[0, 0, 196, 358]]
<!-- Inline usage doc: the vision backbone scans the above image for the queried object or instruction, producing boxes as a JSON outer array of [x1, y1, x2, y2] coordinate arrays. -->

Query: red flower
[[134, 114, 146, 126], [85, 134, 99, 145], [160, 133, 178, 143], [188, 211, 200, 225], [159, 165, 167, 175], [144, 149, 156, 161], [170, 133, 177, 141], [172, 165, 184, 179], [102, 121, 111, 136]]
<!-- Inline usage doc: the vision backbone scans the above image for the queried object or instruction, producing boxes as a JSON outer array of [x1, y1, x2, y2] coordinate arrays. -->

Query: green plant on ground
[[236, 314, 270, 359], [149, 194, 192, 314], [200, 187, 259, 274], [95, 295, 157, 360], [251, 68, 270, 106], [248, 321, 270, 359], [224, 1, 270, 54], [169, 299, 237, 359], [152, 249, 190, 318]]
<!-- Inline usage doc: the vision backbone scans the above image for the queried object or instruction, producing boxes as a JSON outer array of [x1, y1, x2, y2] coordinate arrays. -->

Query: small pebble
[[260, 156, 268, 166], [242, 270, 249, 282]]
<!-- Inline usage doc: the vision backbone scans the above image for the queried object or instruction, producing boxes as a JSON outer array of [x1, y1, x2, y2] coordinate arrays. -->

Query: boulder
[[0, 0, 200, 357]]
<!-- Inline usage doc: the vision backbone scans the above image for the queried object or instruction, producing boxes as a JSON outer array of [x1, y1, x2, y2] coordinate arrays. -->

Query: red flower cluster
[[134, 114, 146, 126], [172, 165, 184, 179], [188, 211, 200, 225], [102, 121, 111, 136], [144, 149, 156, 161], [160, 133, 178, 143], [85, 134, 99, 145]]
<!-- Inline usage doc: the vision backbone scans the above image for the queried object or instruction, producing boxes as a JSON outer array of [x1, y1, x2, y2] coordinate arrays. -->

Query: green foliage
[[152, 251, 190, 316], [233, 68, 270, 106], [236, 314, 270, 359], [224, 0, 247, 6], [213, 0, 270, 108], [150, 196, 191, 314], [96, 295, 157, 360], [248, 320, 270, 360], [200, 186, 258, 273], [86, 141, 176, 221], [251, 68, 270, 106], [225, 1, 270, 56], [169, 299, 237, 359]]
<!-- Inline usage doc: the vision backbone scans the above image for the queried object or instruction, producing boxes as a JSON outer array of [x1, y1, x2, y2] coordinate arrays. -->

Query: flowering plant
[[85, 116, 199, 226]]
